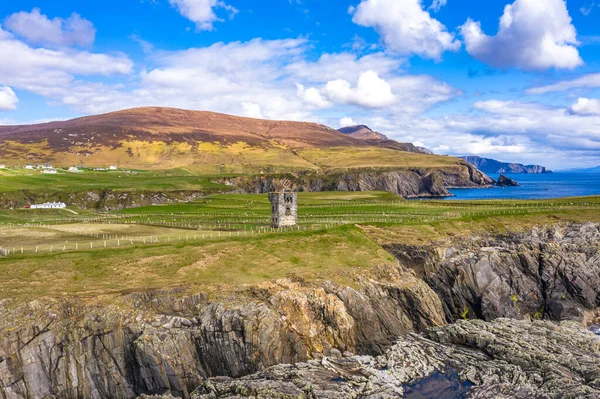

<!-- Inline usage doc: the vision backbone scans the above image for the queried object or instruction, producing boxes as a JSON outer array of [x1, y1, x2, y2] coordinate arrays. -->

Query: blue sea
[[447, 173, 600, 200]]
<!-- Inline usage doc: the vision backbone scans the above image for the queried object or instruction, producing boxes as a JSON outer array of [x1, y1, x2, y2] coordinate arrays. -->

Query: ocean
[[447, 173, 600, 200]]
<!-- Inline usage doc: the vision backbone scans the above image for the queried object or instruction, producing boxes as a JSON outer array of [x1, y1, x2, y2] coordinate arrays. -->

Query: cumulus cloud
[[322, 71, 395, 108], [0, 86, 18, 110], [351, 0, 460, 59], [460, 0, 582, 71], [296, 84, 331, 109], [567, 98, 600, 116], [169, 0, 238, 31], [0, 23, 132, 112], [339, 117, 358, 127], [4, 8, 95, 47], [526, 73, 600, 94], [27, 36, 455, 120]]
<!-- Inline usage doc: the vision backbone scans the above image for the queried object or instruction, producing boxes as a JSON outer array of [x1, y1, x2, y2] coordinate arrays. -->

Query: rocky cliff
[[226, 164, 493, 198], [191, 318, 600, 399], [0, 266, 445, 399], [461, 156, 551, 174], [1, 223, 598, 398]]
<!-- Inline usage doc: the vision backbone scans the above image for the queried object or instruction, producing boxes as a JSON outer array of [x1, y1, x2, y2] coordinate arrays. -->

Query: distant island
[[460, 156, 552, 174], [559, 166, 600, 173]]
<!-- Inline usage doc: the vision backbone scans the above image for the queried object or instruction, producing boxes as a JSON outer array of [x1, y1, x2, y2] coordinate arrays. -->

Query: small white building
[[68, 166, 82, 173], [28, 202, 67, 209], [25, 164, 34, 169], [109, 165, 118, 170], [0, 164, 5, 169], [42, 168, 58, 174]]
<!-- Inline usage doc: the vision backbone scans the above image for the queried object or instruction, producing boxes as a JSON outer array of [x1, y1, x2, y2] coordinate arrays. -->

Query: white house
[[0, 164, 5, 169], [109, 165, 118, 170], [42, 168, 58, 174], [68, 166, 82, 173], [25, 164, 34, 169], [28, 202, 67, 209]]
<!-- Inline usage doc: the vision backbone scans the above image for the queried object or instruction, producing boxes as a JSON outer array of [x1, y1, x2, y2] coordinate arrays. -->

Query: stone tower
[[268, 191, 298, 228]]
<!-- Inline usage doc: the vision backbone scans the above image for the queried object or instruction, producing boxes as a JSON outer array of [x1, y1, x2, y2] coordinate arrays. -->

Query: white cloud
[[0, 24, 132, 112], [241, 102, 264, 118], [429, 0, 447, 12], [339, 117, 357, 127], [322, 70, 395, 108], [4, 8, 95, 47], [168, 0, 238, 31], [351, 0, 460, 59], [0, 86, 18, 110], [460, 0, 582, 71], [296, 84, 331, 109], [567, 98, 600, 116], [31, 37, 455, 120], [526, 73, 600, 94]]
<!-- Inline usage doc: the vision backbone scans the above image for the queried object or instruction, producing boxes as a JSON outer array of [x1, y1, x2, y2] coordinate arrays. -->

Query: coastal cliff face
[[1, 223, 598, 398], [460, 156, 551, 174], [226, 164, 493, 198], [0, 266, 445, 399], [385, 222, 600, 323]]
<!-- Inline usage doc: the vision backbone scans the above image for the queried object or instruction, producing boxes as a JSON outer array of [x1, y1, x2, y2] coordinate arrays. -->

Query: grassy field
[[0, 168, 226, 193], [1, 191, 599, 302]]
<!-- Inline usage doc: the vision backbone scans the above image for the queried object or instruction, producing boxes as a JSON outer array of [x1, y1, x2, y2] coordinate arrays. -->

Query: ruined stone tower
[[268, 191, 298, 228]]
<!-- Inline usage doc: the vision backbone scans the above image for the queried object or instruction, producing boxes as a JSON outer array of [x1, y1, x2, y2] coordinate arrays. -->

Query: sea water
[[447, 173, 600, 200]]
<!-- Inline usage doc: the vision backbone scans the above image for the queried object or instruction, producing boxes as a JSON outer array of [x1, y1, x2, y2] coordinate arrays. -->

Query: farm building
[[42, 168, 58, 174], [68, 166, 82, 172], [25, 164, 34, 169], [0, 164, 5, 169], [27, 202, 67, 209], [109, 165, 118, 170]]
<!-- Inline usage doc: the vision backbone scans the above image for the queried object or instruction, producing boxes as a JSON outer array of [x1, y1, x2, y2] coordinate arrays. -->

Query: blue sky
[[0, 0, 599, 169]]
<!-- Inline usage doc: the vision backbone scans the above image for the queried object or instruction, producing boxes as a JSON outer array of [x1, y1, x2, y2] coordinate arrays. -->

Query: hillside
[[339, 124, 433, 155], [1, 107, 458, 173], [461, 156, 551, 174]]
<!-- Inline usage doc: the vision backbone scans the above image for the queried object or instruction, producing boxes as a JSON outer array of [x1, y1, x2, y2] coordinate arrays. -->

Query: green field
[[0, 168, 226, 193], [1, 191, 599, 302]]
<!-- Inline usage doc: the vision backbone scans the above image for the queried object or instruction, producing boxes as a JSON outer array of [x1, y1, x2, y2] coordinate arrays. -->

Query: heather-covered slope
[[0, 107, 468, 176]]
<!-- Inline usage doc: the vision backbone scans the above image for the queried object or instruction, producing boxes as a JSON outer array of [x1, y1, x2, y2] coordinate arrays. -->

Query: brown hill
[[0, 107, 465, 175], [338, 125, 389, 141]]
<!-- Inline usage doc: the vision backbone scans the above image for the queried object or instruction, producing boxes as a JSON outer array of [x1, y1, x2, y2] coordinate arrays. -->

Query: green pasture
[[0, 190, 599, 302]]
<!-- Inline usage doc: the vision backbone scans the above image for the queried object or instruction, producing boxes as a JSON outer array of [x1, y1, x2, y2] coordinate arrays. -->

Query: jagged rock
[[496, 174, 520, 187], [385, 223, 600, 323], [0, 266, 444, 399], [225, 164, 493, 199], [191, 319, 600, 399]]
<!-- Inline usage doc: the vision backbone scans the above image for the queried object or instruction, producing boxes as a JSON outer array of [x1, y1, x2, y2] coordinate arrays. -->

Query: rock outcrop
[[0, 266, 445, 399], [496, 174, 520, 187], [226, 164, 493, 198], [191, 318, 600, 399], [385, 223, 600, 323]]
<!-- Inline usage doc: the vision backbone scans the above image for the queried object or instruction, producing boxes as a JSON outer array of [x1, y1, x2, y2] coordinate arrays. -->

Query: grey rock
[[191, 319, 600, 399]]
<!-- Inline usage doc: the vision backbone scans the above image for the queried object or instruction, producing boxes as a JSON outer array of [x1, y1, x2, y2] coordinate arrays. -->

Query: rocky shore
[[1, 223, 599, 398], [225, 163, 494, 198]]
